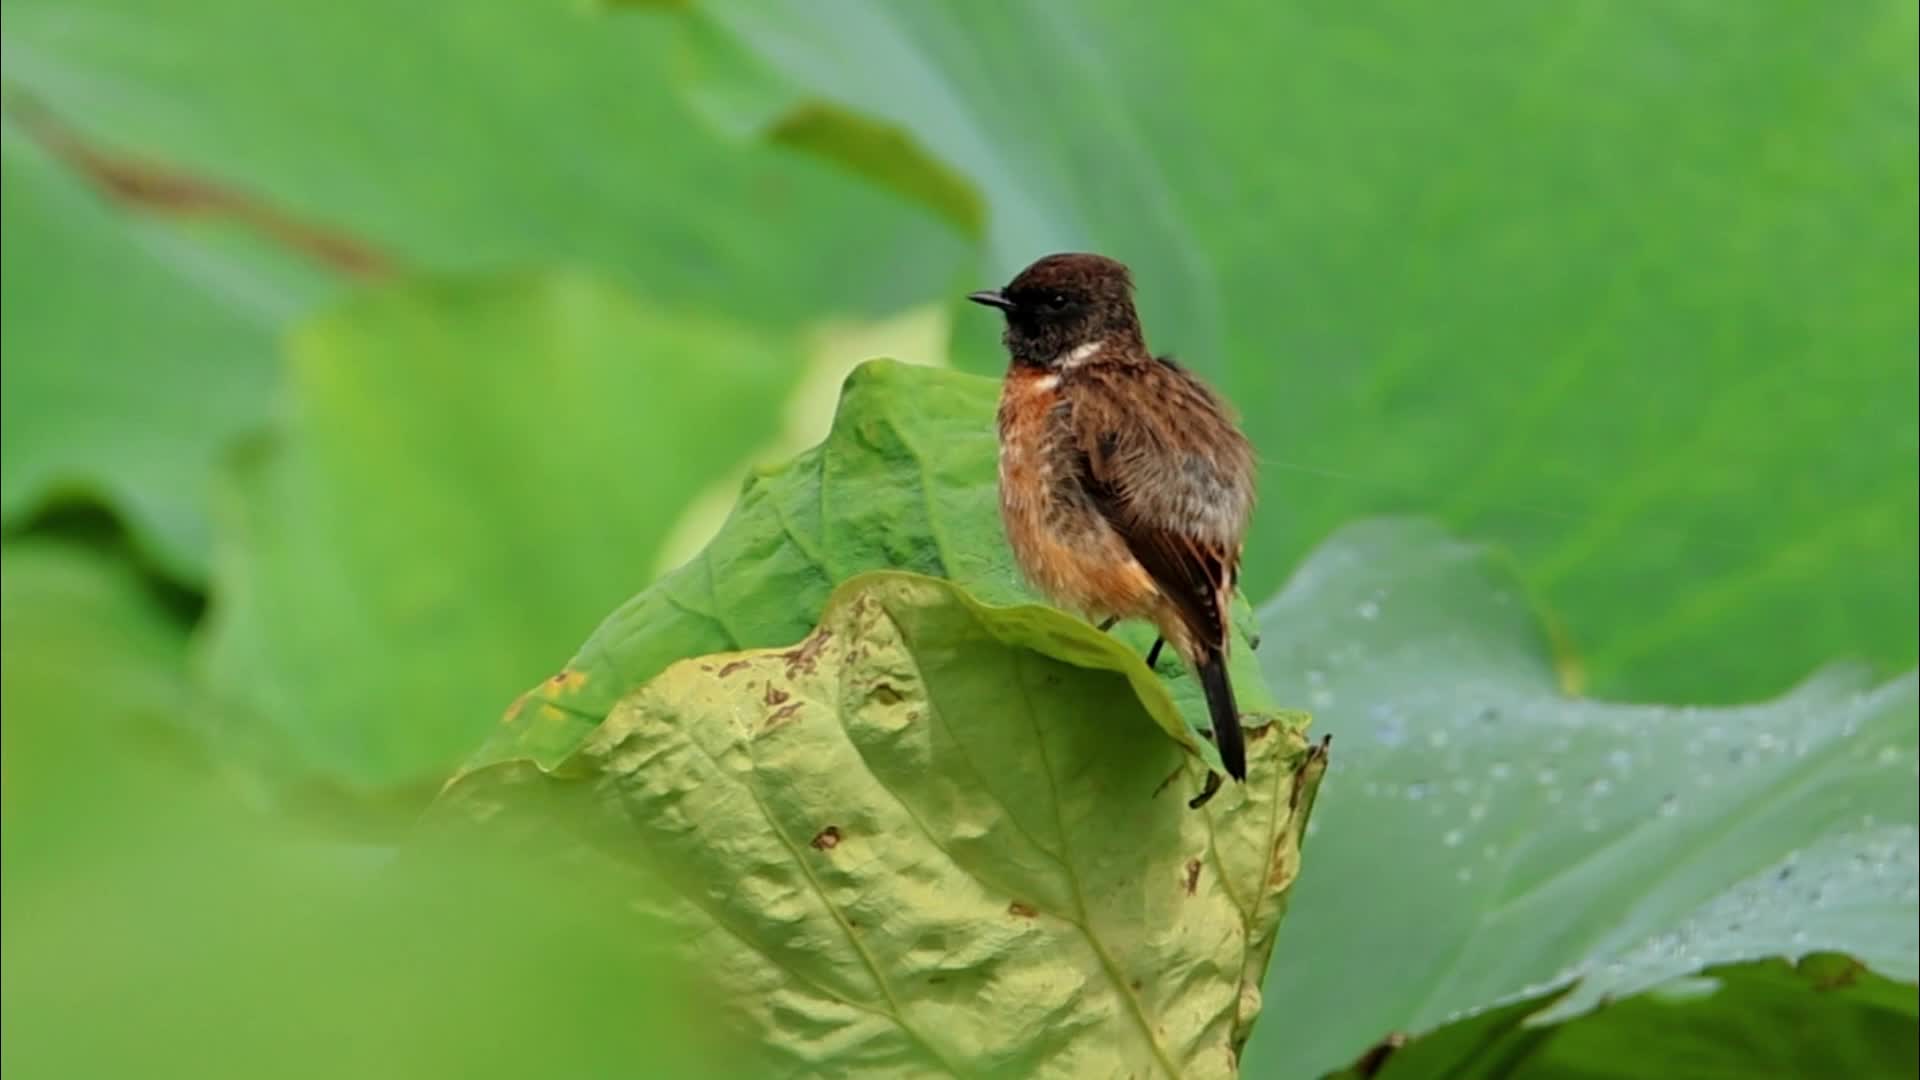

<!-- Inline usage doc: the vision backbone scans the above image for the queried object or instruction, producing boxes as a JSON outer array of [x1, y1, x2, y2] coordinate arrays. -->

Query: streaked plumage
[[971, 253, 1256, 798]]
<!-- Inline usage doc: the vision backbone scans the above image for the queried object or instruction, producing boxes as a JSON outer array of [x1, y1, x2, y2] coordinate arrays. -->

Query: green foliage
[[445, 572, 1321, 1077], [0, 0, 965, 327], [1, 538, 735, 1080], [202, 275, 799, 790], [0, 126, 330, 582], [1246, 519, 1918, 1076], [645, 0, 1920, 703], [1338, 957, 1919, 1079], [2, 1, 1914, 1077]]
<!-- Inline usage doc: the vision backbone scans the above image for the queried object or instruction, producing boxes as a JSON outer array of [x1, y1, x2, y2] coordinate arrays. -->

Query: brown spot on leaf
[[717, 659, 752, 678], [1007, 901, 1038, 919], [1813, 957, 1866, 991], [1246, 721, 1272, 742], [1348, 1032, 1406, 1078], [501, 693, 529, 723], [905, 710, 921, 723], [1267, 840, 1299, 888], [779, 629, 833, 678], [1130, 979, 1144, 992], [6, 93, 393, 277], [869, 682, 903, 705], [764, 702, 804, 730], [764, 684, 790, 706], [1290, 734, 1332, 811], [810, 826, 841, 850], [1184, 858, 1202, 896]]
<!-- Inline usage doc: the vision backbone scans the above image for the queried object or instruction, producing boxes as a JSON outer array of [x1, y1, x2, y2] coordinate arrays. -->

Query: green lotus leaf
[[1244, 519, 1917, 1077]]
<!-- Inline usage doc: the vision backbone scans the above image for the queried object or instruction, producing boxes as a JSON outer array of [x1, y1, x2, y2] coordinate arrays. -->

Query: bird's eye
[[1046, 291, 1071, 310]]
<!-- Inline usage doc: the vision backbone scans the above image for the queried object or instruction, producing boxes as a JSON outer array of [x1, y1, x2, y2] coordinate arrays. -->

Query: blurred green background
[[2, 0, 1914, 1076]]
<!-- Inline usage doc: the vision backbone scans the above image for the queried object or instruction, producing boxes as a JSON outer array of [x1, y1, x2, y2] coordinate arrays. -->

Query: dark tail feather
[[1195, 650, 1246, 782]]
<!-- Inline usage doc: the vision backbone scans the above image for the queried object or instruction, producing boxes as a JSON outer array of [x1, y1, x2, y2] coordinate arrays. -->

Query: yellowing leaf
[[442, 571, 1322, 1077]]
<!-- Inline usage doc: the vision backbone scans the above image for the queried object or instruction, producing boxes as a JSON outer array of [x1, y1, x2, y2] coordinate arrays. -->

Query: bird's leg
[[1188, 771, 1224, 810], [1096, 619, 1166, 670]]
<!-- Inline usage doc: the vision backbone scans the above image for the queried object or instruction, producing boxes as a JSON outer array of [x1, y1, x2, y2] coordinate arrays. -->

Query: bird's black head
[[968, 253, 1145, 368]]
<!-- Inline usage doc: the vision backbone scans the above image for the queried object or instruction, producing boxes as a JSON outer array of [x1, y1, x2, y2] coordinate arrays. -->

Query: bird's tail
[[1195, 649, 1246, 782]]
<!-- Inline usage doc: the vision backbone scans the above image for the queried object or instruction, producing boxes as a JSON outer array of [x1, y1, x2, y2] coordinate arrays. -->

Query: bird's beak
[[967, 289, 1016, 312]]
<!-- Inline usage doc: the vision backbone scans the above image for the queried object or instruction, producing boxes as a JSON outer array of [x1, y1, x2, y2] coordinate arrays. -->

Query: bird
[[969, 253, 1256, 807]]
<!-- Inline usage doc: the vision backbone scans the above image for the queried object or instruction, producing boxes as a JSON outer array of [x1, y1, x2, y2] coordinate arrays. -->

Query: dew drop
[[1607, 749, 1634, 772], [1442, 828, 1464, 848], [1357, 599, 1381, 620], [1489, 762, 1512, 781], [1428, 729, 1451, 749], [1468, 802, 1488, 822], [1659, 794, 1680, 817], [1455, 867, 1474, 883], [1536, 768, 1558, 786], [1876, 746, 1901, 767], [1755, 732, 1778, 752], [1587, 777, 1614, 798], [1374, 712, 1408, 747], [1405, 781, 1430, 801]]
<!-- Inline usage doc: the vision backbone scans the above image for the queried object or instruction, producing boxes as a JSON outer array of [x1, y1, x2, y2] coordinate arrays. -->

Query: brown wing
[[1070, 362, 1253, 652]]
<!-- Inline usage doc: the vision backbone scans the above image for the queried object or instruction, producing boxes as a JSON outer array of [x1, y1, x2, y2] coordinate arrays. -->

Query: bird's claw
[[1188, 771, 1224, 809]]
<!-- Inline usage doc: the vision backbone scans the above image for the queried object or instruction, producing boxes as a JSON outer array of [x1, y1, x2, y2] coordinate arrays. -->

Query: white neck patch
[[1059, 341, 1103, 370]]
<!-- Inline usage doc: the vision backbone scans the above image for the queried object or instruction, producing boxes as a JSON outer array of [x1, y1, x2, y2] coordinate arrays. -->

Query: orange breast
[[996, 370, 1164, 628]]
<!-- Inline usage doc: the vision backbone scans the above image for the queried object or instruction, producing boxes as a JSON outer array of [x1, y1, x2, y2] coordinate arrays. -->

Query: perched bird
[[969, 253, 1256, 805]]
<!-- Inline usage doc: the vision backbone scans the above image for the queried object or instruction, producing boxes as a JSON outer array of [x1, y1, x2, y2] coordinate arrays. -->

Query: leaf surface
[[443, 571, 1322, 1078], [0, 126, 329, 580], [200, 275, 799, 789], [1244, 519, 1918, 1077], [642, 0, 1920, 701]]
